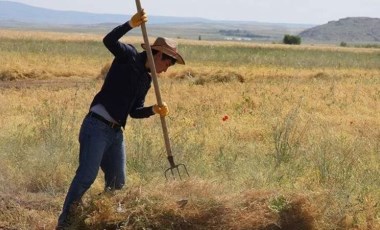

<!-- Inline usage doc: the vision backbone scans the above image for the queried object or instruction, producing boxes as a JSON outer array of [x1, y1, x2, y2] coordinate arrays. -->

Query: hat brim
[[141, 44, 185, 65]]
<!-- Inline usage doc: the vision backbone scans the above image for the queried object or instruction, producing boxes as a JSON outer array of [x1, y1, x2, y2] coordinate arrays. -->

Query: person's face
[[154, 52, 174, 74]]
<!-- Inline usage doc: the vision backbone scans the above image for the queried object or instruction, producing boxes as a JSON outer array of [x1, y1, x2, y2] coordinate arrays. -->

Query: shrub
[[340, 41, 348, 47], [283, 34, 301, 45]]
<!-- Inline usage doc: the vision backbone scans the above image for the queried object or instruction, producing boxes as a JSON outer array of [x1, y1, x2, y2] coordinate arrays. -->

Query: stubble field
[[0, 29, 379, 229]]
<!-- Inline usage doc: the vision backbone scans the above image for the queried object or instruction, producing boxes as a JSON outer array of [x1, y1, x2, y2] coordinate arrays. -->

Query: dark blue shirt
[[90, 22, 154, 127]]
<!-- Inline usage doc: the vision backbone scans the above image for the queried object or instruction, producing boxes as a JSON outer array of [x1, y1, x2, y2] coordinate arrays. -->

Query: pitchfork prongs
[[164, 156, 190, 180]]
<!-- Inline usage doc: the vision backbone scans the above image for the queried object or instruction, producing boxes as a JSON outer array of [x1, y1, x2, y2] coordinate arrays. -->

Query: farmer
[[56, 9, 185, 228]]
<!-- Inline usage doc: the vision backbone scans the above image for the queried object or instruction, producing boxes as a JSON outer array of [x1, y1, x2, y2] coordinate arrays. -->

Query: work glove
[[153, 102, 169, 117], [129, 9, 148, 28]]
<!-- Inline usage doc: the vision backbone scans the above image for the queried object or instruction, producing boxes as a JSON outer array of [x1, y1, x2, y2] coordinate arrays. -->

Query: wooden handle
[[135, 0, 173, 158]]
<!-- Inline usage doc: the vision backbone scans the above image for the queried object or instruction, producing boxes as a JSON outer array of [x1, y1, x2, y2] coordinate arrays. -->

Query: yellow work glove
[[129, 9, 148, 28], [153, 102, 169, 117]]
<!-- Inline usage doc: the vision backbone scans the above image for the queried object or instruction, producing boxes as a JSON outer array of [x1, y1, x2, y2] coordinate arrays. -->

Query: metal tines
[[164, 156, 190, 180]]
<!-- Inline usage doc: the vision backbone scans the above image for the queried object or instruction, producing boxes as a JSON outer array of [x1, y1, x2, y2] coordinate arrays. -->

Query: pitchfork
[[135, 0, 190, 180]]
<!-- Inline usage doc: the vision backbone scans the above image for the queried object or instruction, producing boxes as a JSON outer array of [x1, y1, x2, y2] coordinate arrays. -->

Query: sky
[[7, 0, 380, 25]]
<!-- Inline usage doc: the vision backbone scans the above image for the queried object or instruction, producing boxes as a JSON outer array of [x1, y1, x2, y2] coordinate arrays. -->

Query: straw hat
[[141, 37, 185, 65]]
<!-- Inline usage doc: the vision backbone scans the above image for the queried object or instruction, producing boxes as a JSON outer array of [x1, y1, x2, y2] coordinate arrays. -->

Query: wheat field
[[0, 29, 379, 229]]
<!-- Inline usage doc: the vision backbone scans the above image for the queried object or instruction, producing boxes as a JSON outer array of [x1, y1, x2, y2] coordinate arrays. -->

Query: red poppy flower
[[222, 115, 229, 121]]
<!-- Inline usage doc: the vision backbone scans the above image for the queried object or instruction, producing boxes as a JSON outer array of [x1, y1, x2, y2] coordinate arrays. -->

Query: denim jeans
[[58, 115, 125, 225]]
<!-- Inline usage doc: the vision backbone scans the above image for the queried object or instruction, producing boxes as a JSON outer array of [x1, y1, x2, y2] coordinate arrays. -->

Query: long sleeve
[[103, 22, 134, 58], [129, 85, 155, 119]]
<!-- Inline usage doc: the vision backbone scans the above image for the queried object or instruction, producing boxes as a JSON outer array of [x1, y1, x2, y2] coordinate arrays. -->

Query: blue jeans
[[58, 115, 125, 225]]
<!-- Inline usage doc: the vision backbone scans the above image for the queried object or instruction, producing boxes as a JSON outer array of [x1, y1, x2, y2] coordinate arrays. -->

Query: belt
[[87, 112, 121, 129]]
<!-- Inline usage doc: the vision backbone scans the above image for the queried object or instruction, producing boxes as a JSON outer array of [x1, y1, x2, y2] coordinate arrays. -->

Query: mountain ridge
[[0, 1, 211, 25], [3, 1, 378, 44], [0, 1, 314, 41], [299, 17, 380, 43], [1, 1, 311, 26]]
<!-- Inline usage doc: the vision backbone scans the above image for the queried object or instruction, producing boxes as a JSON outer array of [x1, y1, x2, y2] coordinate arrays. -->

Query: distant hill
[[0, 1, 206, 25], [0, 1, 312, 41], [299, 17, 380, 43]]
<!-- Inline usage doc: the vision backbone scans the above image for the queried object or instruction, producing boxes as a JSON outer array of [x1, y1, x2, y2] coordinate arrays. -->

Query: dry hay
[[65, 179, 318, 230]]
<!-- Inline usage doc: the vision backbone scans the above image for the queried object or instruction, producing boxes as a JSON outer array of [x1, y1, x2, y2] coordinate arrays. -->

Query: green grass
[[1, 37, 380, 70], [0, 37, 107, 58], [181, 44, 380, 69]]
